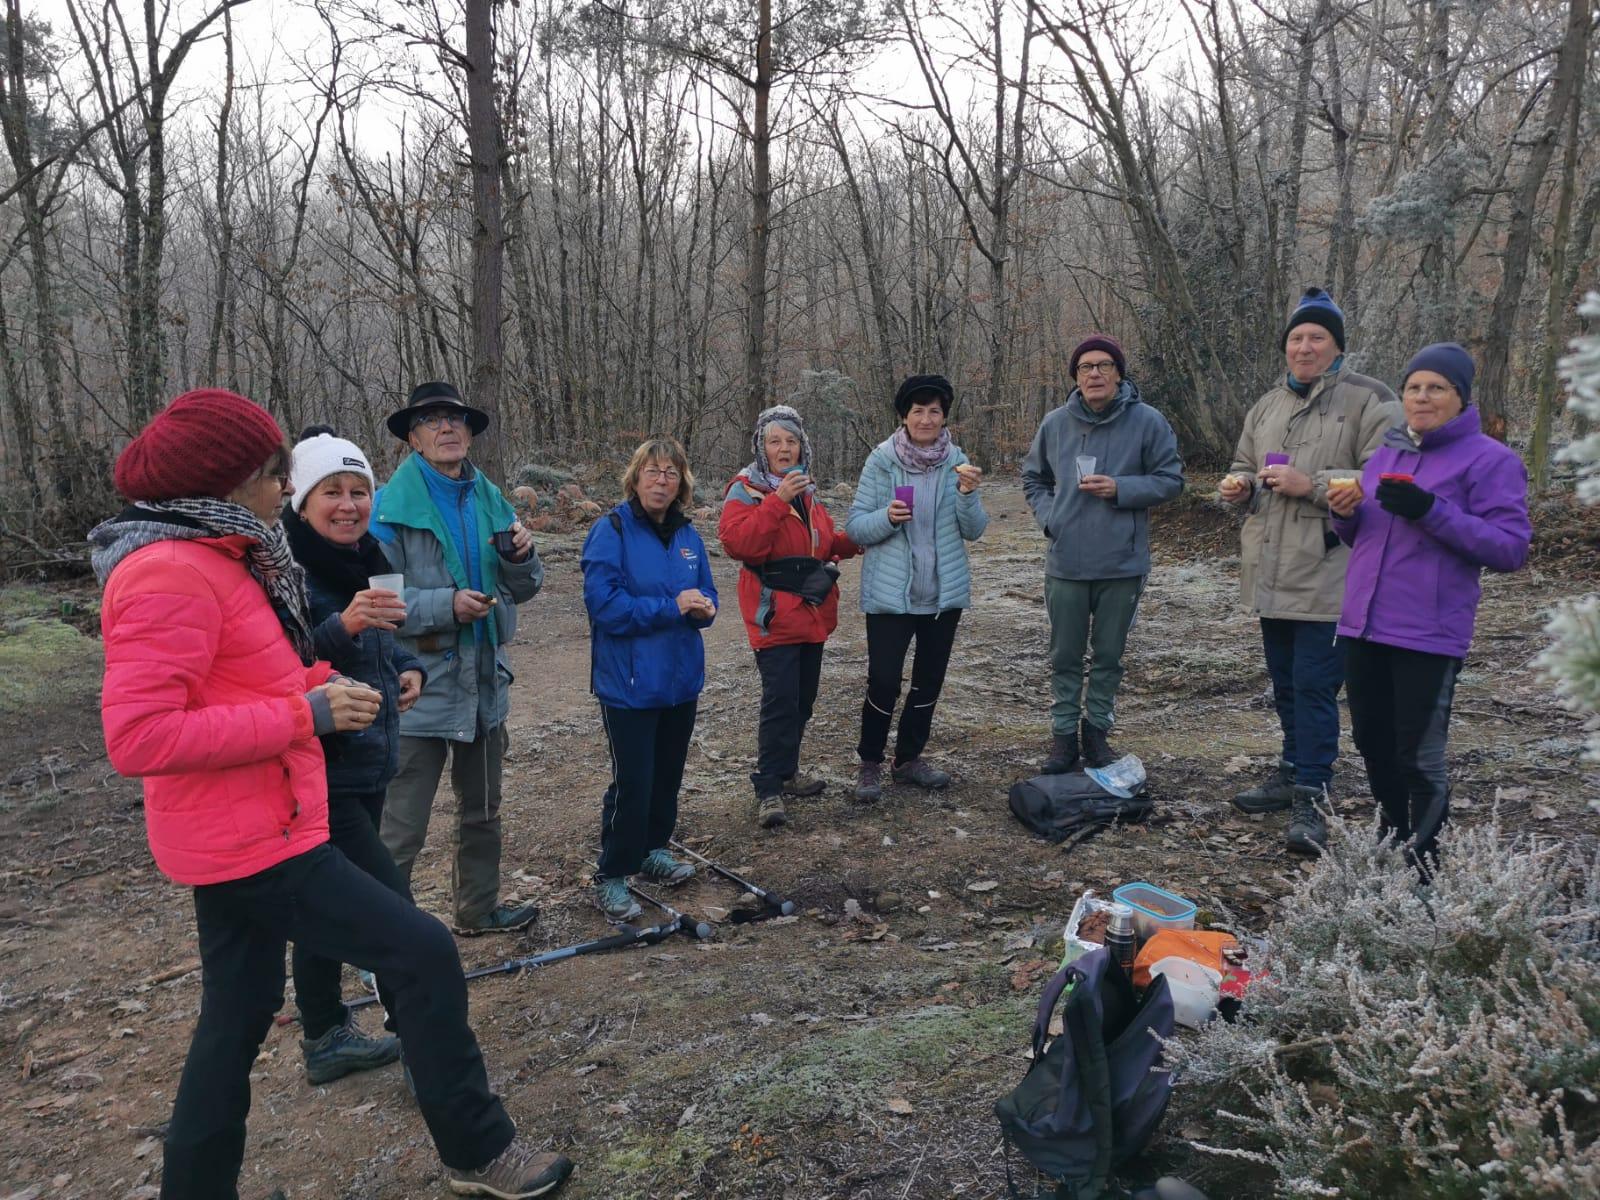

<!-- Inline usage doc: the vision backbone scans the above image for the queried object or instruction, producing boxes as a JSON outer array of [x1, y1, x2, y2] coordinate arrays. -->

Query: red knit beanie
[[114, 389, 286, 502]]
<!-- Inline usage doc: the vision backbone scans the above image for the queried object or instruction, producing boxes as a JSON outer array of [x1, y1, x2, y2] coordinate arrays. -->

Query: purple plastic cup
[[1264, 453, 1290, 467], [894, 485, 915, 514]]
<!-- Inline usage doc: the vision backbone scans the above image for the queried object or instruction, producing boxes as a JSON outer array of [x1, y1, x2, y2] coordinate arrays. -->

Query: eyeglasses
[[1077, 360, 1117, 377], [1403, 382, 1457, 402], [258, 459, 290, 487], [641, 465, 682, 482], [412, 410, 469, 430]]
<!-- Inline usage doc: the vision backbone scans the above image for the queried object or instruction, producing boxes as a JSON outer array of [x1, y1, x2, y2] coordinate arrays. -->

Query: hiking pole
[[344, 918, 688, 1011], [668, 838, 796, 918], [626, 881, 714, 940]]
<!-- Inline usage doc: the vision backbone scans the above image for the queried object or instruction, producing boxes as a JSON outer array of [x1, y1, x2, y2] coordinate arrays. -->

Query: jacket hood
[[1382, 405, 1481, 455], [1066, 379, 1141, 424], [89, 506, 212, 585]]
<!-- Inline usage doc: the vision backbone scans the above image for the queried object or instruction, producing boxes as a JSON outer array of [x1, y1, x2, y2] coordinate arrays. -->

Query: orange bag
[[1132, 929, 1238, 988]]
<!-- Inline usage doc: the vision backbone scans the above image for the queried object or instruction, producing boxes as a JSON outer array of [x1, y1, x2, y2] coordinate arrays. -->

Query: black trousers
[[1344, 637, 1460, 868], [162, 843, 514, 1199], [598, 700, 698, 879], [857, 610, 963, 765], [290, 790, 410, 1037], [751, 641, 824, 797]]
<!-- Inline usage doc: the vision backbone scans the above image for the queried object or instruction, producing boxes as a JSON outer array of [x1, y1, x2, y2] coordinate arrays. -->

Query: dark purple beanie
[[1402, 342, 1474, 408], [1069, 334, 1126, 379]]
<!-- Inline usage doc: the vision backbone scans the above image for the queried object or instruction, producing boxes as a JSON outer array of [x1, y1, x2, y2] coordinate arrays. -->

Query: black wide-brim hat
[[386, 381, 490, 440]]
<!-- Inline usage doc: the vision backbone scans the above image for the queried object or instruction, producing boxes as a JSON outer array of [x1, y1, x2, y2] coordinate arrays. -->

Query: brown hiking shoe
[[447, 1138, 573, 1198], [781, 773, 826, 797], [756, 794, 788, 829]]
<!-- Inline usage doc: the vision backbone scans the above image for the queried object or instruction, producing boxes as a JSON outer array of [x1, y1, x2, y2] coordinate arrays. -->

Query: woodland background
[[1, 0, 1597, 560]]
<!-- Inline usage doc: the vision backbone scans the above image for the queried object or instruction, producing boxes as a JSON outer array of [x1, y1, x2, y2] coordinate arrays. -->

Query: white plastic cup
[[1076, 454, 1096, 482], [368, 573, 404, 594]]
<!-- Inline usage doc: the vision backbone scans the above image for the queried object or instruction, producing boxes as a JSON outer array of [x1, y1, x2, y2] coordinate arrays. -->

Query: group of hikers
[[89, 283, 1531, 1199]]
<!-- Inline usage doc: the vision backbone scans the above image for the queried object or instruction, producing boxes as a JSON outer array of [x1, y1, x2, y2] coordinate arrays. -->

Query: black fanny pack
[[747, 556, 839, 606]]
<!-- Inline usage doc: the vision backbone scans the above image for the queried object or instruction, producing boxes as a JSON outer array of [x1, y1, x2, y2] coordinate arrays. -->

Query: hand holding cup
[[342, 587, 407, 636]]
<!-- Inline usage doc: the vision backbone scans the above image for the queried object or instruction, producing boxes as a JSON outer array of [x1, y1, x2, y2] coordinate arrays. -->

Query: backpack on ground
[[994, 947, 1175, 1200], [1007, 771, 1153, 844]]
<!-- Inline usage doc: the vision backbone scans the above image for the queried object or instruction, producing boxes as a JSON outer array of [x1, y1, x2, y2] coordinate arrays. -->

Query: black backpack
[[1008, 771, 1153, 846], [995, 948, 1176, 1199]]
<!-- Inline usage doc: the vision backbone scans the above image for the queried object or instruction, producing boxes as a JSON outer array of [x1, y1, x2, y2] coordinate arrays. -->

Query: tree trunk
[[743, 0, 773, 429], [204, 7, 235, 383], [465, 0, 506, 480], [1477, 0, 1590, 439]]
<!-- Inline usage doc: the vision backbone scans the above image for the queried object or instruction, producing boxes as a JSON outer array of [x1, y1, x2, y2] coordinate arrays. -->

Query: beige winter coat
[[1229, 366, 1400, 621]]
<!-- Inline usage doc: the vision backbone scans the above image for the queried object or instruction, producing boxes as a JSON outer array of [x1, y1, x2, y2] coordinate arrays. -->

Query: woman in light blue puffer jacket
[[845, 375, 988, 802]]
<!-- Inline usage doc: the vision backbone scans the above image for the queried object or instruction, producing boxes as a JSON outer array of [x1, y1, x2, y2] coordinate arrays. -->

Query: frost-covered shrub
[[1539, 293, 1600, 759], [1167, 817, 1600, 1198]]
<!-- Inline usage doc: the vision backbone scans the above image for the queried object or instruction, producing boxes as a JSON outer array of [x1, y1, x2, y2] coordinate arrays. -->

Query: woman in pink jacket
[[91, 390, 571, 1200]]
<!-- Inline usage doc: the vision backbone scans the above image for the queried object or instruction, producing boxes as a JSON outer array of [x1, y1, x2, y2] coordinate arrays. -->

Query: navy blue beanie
[[1281, 286, 1345, 351], [1402, 342, 1474, 409]]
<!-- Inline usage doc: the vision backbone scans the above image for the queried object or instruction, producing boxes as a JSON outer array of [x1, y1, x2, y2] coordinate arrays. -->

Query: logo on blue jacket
[[680, 547, 699, 563]]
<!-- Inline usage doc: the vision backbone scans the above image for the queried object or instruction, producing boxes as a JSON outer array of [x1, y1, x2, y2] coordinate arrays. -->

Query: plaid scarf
[[94, 498, 316, 666]]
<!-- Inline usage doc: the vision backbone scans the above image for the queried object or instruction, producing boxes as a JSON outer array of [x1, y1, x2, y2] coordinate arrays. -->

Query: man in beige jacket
[[1219, 287, 1399, 853]]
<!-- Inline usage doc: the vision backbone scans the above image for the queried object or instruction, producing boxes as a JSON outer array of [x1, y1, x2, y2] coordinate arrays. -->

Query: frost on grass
[[1166, 816, 1600, 1198], [1539, 293, 1600, 760]]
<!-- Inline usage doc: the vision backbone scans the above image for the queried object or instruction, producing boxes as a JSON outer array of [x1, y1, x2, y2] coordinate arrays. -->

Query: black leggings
[[291, 790, 411, 1038], [857, 610, 963, 765]]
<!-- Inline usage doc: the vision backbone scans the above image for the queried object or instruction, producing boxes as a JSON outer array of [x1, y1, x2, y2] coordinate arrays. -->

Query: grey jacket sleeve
[[1021, 417, 1056, 531], [498, 543, 544, 604], [382, 533, 460, 637], [1115, 412, 1184, 510]]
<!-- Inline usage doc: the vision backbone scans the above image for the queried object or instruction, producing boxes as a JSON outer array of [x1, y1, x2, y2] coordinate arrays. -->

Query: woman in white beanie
[[281, 426, 426, 1086]]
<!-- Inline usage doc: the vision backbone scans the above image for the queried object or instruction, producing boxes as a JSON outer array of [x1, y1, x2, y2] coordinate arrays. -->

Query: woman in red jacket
[[90, 390, 571, 1200], [719, 404, 859, 828]]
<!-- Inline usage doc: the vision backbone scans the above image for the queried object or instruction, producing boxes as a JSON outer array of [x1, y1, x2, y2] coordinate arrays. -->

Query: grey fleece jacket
[[1021, 380, 1184, 581]]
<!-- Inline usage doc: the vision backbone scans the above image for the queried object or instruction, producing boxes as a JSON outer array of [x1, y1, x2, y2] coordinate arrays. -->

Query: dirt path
[[2, 484, 1596, 1200]]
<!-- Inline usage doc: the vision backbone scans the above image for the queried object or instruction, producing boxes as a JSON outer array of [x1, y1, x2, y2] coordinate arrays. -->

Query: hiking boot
[[639, 847, 695, 886], [1080, 720, 1118, 769], [891, 757, 952, 789], [1042, 732, 1080, 775], [756, 794, 788, 829], [454, 901, 540, 937], [594, 876, 642, 922], [1232, 759, 1296, 814], [1286, 785, 1329, 855], [854, 760, 883, 803], [781, 773, 826, 797], [301, 1016, 401, 1085], [447, 1137, 574, 1198]]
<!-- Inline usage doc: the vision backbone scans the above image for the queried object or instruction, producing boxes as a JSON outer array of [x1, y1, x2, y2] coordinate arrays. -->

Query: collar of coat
[[1382, 405, 1481, 454], [1066, 378, 1140, 423]]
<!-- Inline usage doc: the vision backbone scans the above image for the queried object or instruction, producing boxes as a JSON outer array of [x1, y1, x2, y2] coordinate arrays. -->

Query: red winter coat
[[718, 473, 860, 649], [100, 536, 335, 885]]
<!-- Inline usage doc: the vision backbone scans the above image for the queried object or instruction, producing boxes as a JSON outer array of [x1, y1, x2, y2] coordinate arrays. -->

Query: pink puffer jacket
[[100, 536, 334, 885]]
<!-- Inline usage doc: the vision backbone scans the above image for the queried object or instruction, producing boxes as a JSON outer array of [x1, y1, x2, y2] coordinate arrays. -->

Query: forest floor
[[2, 481, 1597, 1200]]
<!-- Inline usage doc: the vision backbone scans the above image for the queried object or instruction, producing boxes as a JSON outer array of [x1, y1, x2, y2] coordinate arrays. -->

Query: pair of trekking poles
[[348, 839, 794, 1009]]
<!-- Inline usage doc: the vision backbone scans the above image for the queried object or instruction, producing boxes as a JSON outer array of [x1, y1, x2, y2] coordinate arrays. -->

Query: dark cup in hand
[[492, 529, 519, 558]]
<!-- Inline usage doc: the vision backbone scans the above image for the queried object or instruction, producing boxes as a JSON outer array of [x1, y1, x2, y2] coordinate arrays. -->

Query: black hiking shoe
[[454, 901, 540, 937], [1286, 785, 1329, 855], [891, 757, 952, 789], [1042, 732, 1080, 774], [1081, 720, 1118, 769], [1232, 759, 1296, 814], [854, 760, 883, 803], [301, 1016, 402, 1085]]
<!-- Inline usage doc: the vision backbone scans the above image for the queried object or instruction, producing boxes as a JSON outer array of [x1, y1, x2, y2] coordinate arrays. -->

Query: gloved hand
[[1375, 478, 1436, 521]]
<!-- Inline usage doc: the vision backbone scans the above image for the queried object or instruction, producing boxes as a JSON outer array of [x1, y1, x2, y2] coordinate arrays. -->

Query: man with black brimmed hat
[[1218, 287, 1400, 855], [372, 381, 544, 935]]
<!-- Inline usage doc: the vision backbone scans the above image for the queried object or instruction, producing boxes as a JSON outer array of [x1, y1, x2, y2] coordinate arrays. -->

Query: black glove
[[1375, 478, 1436, 521]]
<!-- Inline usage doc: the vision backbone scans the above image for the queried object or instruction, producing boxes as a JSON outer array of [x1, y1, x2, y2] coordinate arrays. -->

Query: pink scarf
[[892, 426, 951, 471]]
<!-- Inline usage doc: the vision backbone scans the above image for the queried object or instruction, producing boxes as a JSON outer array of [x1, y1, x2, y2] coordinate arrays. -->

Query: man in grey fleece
[[1022, 334, 1184, 773]]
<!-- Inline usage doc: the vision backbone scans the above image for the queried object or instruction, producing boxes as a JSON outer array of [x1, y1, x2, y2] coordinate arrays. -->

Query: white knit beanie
[[289, 433, 375, 513]]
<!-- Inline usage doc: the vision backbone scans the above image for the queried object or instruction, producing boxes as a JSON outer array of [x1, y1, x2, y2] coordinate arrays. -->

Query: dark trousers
[[162, 844, 513, 1199], [598, 700, 698, 879], [1260, 618, 1345, 787], [1344, 637, 1459, 867], [857, 610, 963, 765], [291, 791, 410, 1038], [751, 641, 824, 797]]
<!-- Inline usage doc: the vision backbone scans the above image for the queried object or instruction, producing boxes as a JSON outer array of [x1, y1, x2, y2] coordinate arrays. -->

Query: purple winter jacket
[[1331, 407, 1530, 659]]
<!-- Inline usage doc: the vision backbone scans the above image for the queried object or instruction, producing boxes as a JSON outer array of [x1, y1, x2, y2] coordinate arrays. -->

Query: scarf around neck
[[282, 506, 395, 609], [891, 426, 951, 472]]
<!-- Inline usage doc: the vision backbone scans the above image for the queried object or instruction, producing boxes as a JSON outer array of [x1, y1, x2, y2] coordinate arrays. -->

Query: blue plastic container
[[1112, 882, 1197, 941]]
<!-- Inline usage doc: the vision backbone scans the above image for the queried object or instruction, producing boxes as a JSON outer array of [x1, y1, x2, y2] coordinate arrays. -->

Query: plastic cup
[[368, 573, 404, 593], [893, 485, 915, 514], [1075, 454, 1096, 482], [1263, 453, 1290, 467], [491, 529, 519, 557]]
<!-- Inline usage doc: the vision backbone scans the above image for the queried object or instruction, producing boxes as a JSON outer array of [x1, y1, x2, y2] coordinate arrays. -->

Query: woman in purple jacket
[[1328, 343, 1531, 873]]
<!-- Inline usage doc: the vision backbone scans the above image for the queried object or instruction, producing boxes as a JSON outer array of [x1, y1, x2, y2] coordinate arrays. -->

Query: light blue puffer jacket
[[845, 437, 989, 614]]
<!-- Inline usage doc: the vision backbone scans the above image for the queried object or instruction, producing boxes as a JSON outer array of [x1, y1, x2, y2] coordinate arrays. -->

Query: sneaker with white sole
[[447, 1138, 574, 1198]]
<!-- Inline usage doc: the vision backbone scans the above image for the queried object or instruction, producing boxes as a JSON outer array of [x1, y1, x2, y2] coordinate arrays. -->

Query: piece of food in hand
[[1328, 476, 1359, 493]]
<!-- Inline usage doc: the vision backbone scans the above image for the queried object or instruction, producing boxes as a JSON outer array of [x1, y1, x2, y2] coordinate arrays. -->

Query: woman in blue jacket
[[582, 437, 718, 921], [282, 428, 425, 1084], [845, 375, 988, 803]]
